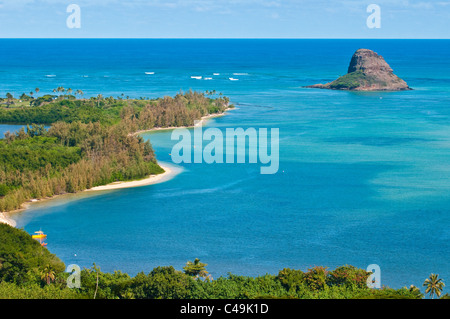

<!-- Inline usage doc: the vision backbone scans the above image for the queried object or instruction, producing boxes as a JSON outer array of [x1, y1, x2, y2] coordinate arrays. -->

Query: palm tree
[[183, 258, 208, 279], [97, 94, 103, 107], [423, 274, 445, 299], [55, 87, 65, 99], [76, 89, 84, 99], [40, 265, 56, 285], [35, 87, 40, 97]]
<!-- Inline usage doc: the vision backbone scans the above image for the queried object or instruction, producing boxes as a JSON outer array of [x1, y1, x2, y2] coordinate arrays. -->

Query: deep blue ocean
[[1, 39, 450, 289]]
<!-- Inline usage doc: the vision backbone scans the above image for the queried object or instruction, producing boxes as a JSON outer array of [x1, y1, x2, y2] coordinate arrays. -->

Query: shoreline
[[0, 163, 179, 227], [85, 163, 175, 191], [0, 212, 16, 227], [131, 107, 233, 136]]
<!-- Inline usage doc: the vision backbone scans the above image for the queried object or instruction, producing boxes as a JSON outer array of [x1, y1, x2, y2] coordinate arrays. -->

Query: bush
[[0, 223, 65, 285], [327, 265, 370, 288], [304, 266, 328, 291], [129, 266, 194, 299], [277, 268, 305, 293]]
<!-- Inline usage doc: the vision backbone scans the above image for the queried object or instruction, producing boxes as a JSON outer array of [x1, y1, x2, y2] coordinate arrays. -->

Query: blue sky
[[0, 0, 449, 38]]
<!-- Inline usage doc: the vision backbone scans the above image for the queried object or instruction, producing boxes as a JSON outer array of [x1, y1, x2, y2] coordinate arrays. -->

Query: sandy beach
[[131, 107, 234, 136], [0, 162, 179, 227], [86, 163, 175, 191], [0, 212, 16, 227]]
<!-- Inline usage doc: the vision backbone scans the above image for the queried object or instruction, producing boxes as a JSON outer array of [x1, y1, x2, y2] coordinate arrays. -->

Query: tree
[[277, 268, 305, 293], [97, 94, 103, 108], [423, 274, 445, 299], [35, 87, 40, 97], [407, 285, 424, 299], [6, 93, 14, 107], [41, 265, 56, 285], [304, 266, 328, 291], [76, 89, 84, 99], [183, 258, 208, 279]]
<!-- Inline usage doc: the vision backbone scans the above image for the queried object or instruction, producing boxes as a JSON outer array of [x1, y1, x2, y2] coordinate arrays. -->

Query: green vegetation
[[0, 90, 231, 212], [328, 70, 370, 90], [0, 122, 162, 212], [0, 89, 231, 127], [0, 223, 443, 299], [0, 223, 64, 285]]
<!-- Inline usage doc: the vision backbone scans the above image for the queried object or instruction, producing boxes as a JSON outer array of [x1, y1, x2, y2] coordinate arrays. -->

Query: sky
[[0, 0, 449, 38]]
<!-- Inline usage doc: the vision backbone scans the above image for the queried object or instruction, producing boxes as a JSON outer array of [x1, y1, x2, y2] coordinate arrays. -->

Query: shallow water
[[3, 39, 450, 288]]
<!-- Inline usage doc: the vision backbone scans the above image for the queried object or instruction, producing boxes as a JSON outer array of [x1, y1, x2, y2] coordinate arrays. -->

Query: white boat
[[191, 76, 202, 79], [145, 72, 155, 75], [229, 77, 239, 81], [213, 73, 220, 76], [204, 77, 213, 80]]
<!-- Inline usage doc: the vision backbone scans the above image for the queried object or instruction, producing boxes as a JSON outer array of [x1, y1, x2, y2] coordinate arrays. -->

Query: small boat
[[204, 77, 213, 80], [229, 77, 239, 81], [32, 230, 47, 239], [191, 76, 202, 80], [213, 73, 220, 76], [145, 72, 155, 75]]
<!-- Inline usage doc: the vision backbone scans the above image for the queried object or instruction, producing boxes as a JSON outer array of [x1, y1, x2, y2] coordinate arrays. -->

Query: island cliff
[[307, 49, 411, 91]]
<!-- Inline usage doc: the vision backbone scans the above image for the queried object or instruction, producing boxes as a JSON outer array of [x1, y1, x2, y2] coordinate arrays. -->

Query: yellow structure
[[32, 230, 47, 246]]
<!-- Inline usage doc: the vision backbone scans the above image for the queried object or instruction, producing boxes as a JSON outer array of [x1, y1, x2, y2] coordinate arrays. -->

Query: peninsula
[[307, 48, 411, 91], [0, 90, 232, 219]]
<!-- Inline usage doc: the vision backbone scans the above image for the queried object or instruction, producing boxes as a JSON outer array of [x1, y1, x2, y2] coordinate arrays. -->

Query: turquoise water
[[2, 39, 450, 289], [0, 124, 28, 137]]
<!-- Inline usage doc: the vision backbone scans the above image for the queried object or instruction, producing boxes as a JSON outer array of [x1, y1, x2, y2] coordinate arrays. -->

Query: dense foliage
[[0, 122, 162, 212], [0, 224, 65, 285], [0, 90, 231, 128]]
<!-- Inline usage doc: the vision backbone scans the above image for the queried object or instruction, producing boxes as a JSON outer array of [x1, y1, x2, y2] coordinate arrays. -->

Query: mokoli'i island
[[307, 49, 412, 91]]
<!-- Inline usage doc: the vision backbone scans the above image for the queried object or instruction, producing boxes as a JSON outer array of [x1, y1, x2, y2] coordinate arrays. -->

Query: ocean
[[1, 39, 450, 289]]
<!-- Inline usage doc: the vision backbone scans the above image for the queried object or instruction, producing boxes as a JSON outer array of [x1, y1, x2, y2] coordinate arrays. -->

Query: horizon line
[[1, 37, 450, 40]]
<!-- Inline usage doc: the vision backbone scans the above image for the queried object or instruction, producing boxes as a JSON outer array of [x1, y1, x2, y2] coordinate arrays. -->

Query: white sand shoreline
[[131, 107, 233, 136], [0, 163, 180, 227], [0, 212, 16, 227], [85, 163, 175, 191]]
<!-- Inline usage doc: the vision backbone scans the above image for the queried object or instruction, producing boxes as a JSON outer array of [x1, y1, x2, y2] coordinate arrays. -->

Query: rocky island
[[307, 48, 411, 91]]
